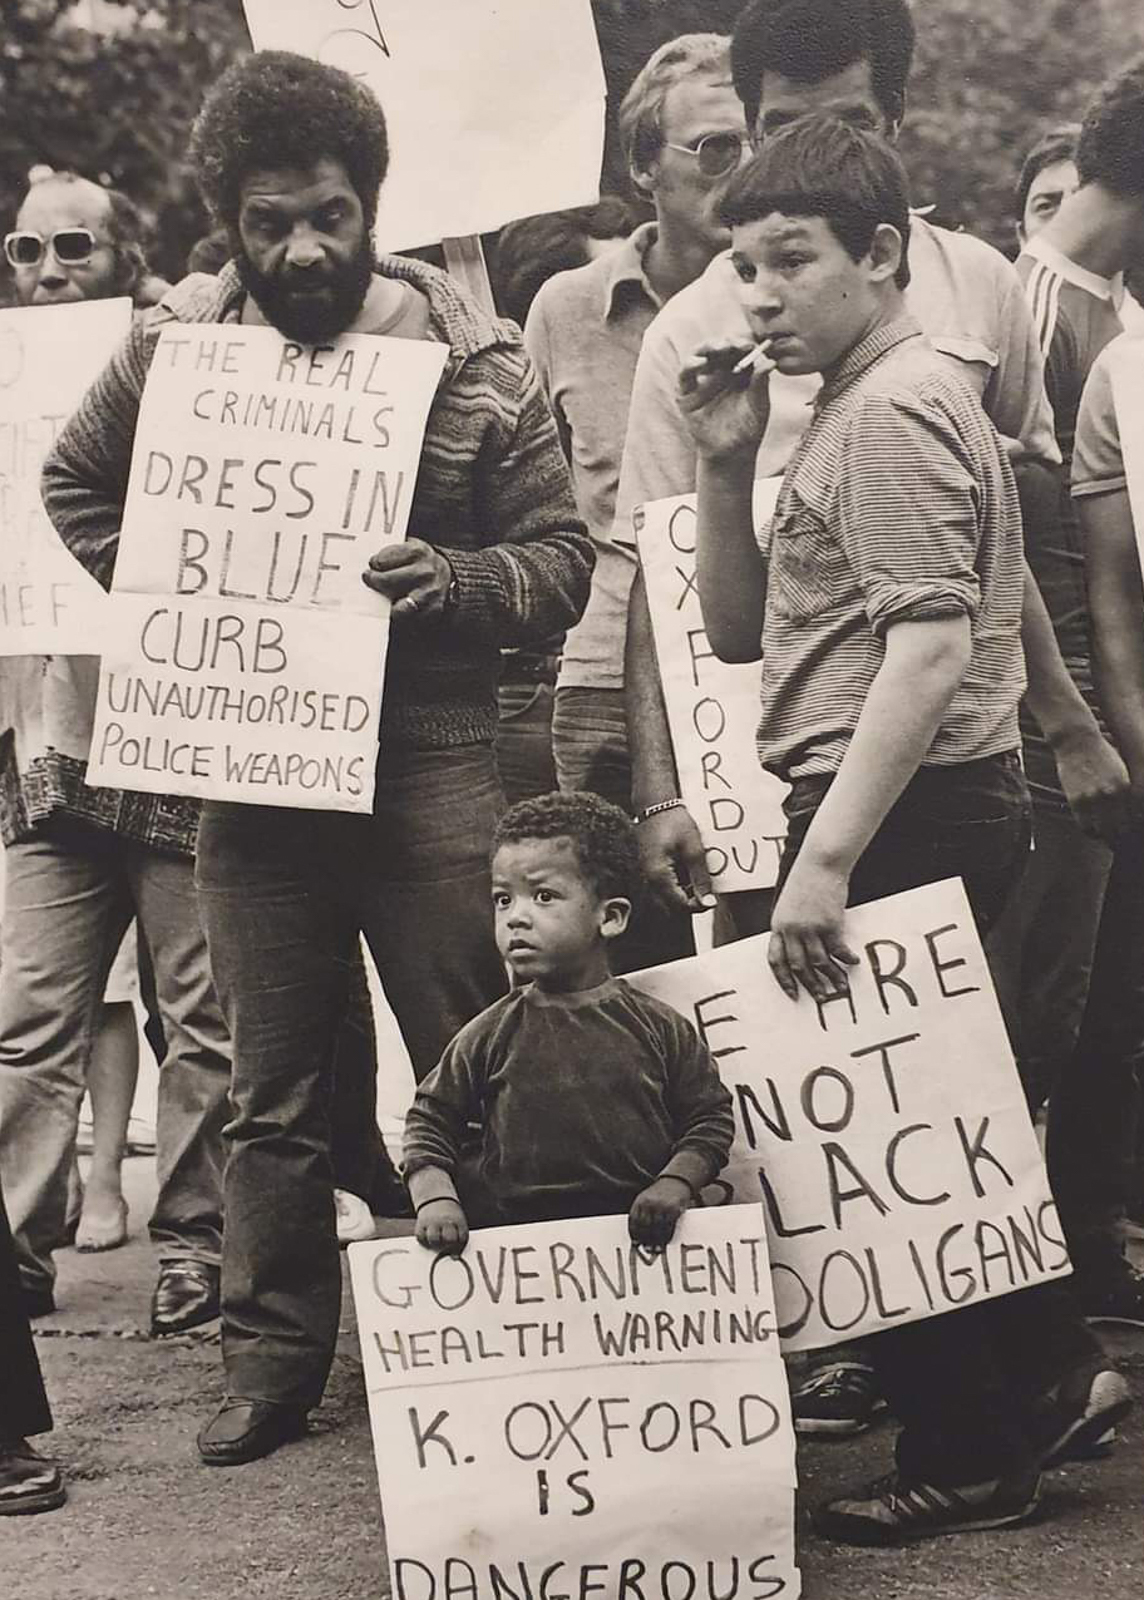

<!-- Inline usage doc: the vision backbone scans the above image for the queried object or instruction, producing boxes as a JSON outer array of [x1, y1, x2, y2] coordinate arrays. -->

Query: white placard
[[0, 299, 131, 654], [87, 324, 447, 811], [629, 880, 1070, 1352], [350, 1209, 800, 1599], [241, 0, 606, 252], [637, 484, 788, 892]]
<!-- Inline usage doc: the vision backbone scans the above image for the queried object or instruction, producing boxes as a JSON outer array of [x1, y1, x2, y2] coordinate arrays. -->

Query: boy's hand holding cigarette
[[677, 336, 774, 464]]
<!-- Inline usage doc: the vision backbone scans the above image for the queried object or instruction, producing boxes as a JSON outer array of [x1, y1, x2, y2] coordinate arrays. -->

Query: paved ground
[[3, 1158, 1141, 1600]]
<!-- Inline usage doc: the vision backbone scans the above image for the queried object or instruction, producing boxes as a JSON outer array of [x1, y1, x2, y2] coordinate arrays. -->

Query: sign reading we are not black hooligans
[[88, 324, 446, 812]]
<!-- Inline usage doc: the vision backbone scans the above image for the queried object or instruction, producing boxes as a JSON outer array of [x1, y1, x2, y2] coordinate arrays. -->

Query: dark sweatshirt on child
[[403, 976, 735, 1224]]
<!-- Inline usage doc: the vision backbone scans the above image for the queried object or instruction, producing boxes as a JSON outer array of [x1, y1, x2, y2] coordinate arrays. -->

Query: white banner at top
[[241, 0, 606, 252]]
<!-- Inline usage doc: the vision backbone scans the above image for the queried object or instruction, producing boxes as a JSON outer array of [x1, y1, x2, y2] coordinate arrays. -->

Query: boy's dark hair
[[720, 114, 911, 288], [731, 0, 915, 136], [493, 792, 644, 905], [189, 51, 389, 231], [1076, 59, 1144, 197], [1015, 124, 1081, 221]]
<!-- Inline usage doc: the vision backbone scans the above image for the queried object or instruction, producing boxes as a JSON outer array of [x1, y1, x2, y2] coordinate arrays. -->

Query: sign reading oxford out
[[637, 484, 788, 894], [350, 1209, 800, 1600], [629, 879, 1070, 1351], [87, 324, 447, 812]]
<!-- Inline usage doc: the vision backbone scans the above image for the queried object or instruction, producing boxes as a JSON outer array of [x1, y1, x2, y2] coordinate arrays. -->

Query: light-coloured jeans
[[0, 820, 230, 1296]]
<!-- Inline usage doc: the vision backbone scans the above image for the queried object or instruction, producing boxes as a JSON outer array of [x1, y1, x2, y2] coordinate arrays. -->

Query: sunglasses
[[663, 130, 748, 178], [3, 228, 99, 269]]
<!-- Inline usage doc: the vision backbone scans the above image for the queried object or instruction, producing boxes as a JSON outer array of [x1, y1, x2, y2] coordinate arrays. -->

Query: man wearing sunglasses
[[523, 32, 747, 973], [4, 172, 147, 307], [0, 170, 231, 1344]]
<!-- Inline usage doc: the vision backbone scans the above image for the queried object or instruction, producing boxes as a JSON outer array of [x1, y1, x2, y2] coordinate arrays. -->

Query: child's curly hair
[[493, 792, 644, 905], [190, 50, 389, 231]]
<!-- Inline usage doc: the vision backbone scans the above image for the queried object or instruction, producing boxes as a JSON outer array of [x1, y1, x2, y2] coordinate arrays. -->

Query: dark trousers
[[1046, 824, 1144, 1282], [195, 745, 507, 1408], [552, 686, 694, 972], [778, 752, 1102, 1483], [0, 1183, 51, 1439]]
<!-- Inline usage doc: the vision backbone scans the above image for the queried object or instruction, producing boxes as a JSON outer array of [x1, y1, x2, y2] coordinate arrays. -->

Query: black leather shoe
[[150, 1262, 220, 1337], [197, 1399, 309, 1467], [21, 1281, 56, 1319]]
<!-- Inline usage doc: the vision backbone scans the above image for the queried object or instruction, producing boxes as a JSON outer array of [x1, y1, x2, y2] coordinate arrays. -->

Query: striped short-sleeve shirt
[[757, 316, 1026, 783]]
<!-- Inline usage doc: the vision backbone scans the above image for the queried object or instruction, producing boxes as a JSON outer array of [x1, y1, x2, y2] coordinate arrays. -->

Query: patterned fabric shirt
[[757, 317, 1026, 783], [42, 256, 591, 757]]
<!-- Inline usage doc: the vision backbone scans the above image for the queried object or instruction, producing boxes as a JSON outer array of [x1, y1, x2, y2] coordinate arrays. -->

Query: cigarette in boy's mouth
[[732, 340, 774, 376]]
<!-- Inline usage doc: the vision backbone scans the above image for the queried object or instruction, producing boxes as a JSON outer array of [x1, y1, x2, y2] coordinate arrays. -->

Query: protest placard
[[241, 1, 606, 253], [349, 1209, 800, 1600], [87, 324, 447, 811], [628, 879, 1070, 1352], [636, 485, 788, 893], [0, 299, 130, 655]]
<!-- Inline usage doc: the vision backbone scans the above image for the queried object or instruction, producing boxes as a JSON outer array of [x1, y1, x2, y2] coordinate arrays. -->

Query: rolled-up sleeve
[[838, 392, 982, 637]]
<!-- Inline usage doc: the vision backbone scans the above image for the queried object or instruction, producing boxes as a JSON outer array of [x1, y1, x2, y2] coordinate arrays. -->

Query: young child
[[403, 792, 734, 1254]]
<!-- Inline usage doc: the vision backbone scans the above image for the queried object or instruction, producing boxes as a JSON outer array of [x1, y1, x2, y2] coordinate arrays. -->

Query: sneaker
[[814, 1469, 1043, 1546], [0, 1440, 66, 1516], [791, 1364, 884, 1436], [1079, 1263, 1144, 1328], [1035, 1365, 1133, 1468], [335, 1189, 376, 1246]]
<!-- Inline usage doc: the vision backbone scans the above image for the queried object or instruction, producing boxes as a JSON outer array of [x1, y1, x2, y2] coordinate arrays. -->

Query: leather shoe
[[197, 1399, 308, 1466], [22, 1281, 56, 1319], [150, 1262, 220, 1337]]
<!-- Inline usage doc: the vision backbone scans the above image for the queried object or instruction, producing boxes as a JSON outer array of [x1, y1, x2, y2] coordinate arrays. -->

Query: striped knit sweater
[[42, 256, 592, 753]]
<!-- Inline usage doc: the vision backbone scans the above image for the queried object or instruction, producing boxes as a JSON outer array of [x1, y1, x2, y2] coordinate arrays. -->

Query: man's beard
[[234, 234, 374, 343]]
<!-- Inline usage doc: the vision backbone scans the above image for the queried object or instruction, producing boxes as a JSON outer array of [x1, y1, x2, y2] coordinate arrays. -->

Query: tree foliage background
[[2, 0, 1144, 283]]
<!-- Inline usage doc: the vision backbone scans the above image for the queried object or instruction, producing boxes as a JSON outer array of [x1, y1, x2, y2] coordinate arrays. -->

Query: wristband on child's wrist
[[658, 1172, 700, 1202], [415, 1196, 458, 1214]]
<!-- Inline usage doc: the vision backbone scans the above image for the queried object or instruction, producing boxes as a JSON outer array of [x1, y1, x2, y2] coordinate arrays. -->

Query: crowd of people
[[1, 0, 1142, 1559]]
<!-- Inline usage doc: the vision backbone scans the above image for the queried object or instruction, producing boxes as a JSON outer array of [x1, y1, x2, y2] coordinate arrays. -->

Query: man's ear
[[630, 159, 657, 201], [868, 222, 904, 284], [600, 896, 633, 941]]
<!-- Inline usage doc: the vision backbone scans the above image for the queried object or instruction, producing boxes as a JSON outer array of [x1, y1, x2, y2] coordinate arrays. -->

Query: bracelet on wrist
[[415, 1196, 458, 1214], [634, 797, 685, 825]]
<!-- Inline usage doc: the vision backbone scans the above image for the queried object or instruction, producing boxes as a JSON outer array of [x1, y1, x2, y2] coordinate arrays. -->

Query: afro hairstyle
[[493, 792, 645, 906], [189, 50, 389, 232]]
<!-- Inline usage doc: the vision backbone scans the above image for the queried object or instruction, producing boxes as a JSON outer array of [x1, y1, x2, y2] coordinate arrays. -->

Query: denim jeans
[[496, 677, 556, 806], [0, 819, 229, 1296], [778, 753, 1102, 1483], [195, 743, 507, 1407], [553, 687, 693, 972]]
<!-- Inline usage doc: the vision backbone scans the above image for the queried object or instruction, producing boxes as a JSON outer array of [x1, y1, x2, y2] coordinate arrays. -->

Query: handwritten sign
[[241, 1, 606, 252], [637, 486, 788, 893], [87, 325, 447, 811], [629, 880, 1069, 1352], [0, 299, 131, 654], [349, 1210, 800, 1599], [1105, 334, 1144, 569]]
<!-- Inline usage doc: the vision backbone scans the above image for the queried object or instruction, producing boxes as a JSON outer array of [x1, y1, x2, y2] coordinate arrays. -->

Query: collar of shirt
[[815, 313, 924, 410], [1022, 232, 1124, 304], [601, 221, 663, 321]]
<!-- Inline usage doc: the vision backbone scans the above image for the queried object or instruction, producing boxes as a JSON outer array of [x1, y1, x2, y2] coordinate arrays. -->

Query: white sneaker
[[334, 1189, 376, 1246]]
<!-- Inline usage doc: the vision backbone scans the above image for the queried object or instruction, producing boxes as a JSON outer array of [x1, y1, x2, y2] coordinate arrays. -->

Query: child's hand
[[629, 1176, 693, 1251], [415, 1197, 469, 1255]]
